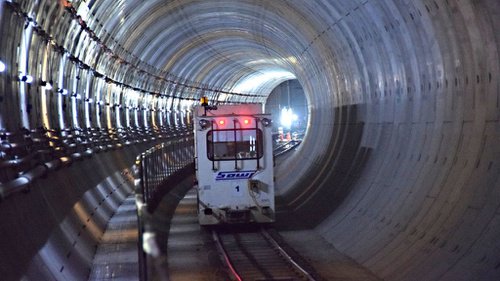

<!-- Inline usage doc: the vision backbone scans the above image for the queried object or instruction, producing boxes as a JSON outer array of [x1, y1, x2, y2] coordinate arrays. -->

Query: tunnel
[[0, 0, 499, 280]]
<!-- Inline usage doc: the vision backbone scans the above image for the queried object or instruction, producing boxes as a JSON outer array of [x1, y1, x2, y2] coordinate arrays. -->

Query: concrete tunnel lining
[[0, 0, 499, 280]]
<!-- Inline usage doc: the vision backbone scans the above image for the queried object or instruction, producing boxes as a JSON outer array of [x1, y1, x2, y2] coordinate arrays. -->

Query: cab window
[[207, 129, 263, 160]]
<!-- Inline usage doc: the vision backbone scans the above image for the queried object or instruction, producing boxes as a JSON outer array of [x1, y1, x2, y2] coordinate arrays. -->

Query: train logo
[[215, 171, 256, 181]]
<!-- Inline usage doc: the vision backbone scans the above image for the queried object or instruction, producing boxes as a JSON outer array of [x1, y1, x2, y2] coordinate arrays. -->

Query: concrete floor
[[279, 230, 381, 281], [164, 188, 381, 281], [166, 189, 226, 281], [89, 196, 139, 281]]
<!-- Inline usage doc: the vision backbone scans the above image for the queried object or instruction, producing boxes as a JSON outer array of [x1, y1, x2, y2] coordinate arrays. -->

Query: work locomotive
[[193, 99, 275, 225]]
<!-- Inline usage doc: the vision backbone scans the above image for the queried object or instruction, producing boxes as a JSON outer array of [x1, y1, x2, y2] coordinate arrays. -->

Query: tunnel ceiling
[[74, 0, 316, 97]]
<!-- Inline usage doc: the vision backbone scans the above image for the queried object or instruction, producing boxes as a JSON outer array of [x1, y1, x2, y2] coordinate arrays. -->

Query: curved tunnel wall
[[0, 0, 499, 280], [0, 141, 158, 281]]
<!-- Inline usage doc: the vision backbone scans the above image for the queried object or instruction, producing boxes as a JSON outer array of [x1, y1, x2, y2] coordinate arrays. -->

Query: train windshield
[[207, 129, 263, 160]]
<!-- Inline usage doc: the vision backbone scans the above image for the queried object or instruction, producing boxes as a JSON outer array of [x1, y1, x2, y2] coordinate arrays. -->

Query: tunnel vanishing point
[[0, 0, 499, 280]]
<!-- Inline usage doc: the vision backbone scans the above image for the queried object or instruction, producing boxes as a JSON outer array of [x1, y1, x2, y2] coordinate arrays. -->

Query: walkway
[[88, 196, 139, 280]]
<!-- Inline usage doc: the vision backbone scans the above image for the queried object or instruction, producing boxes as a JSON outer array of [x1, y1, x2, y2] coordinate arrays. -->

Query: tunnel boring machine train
[[193, 99, 275, 225]]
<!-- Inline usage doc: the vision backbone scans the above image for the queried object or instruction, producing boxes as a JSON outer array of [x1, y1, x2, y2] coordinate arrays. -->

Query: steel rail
[[213, 228, 319, 281], [212, 230, 243, 281], [260, 228, 318, 281], [273, 140, 302, 157]]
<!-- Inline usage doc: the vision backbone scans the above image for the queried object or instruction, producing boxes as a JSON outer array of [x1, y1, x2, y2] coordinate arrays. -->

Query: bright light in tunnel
[[232, 69, 295, 94], [0, 60, 5, 72], [19, 74, 33, 83], [280, 107, 298, 129], [245, 56, 299, 67], [77, 4, 90, 22]]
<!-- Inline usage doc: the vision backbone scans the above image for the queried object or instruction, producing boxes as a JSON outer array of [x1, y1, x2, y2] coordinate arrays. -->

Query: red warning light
[[243, 119, 250, 125], [218, 120, 225, 126]]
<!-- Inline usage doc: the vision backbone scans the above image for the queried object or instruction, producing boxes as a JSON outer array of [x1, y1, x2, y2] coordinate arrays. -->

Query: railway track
[[213, 227, 320, 281], [273, 140, 302, 157]]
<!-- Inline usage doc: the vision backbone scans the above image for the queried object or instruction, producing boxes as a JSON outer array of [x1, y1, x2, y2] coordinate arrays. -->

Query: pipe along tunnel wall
[[0, 0, 499, 280]]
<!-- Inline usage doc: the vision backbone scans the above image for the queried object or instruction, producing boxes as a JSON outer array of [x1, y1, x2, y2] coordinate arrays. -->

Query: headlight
[[199, 119, 210, 130], [261, 118, 272, 127]]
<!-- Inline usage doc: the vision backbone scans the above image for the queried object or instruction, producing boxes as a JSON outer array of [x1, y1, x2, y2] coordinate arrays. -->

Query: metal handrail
[[136, 135, 194, 210], [134, 133, 195, 281]]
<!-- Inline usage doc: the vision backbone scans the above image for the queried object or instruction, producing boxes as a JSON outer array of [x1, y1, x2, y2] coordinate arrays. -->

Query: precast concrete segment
[[310, 1, 500, 280], [72, 0, 315, 98], [28, 177, 133, 281], [0, 0, 499, 280], [0, 139, 162, 281]]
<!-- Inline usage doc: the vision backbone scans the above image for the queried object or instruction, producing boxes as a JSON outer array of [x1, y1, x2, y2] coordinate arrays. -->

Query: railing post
[[134, 156, 148, 281]]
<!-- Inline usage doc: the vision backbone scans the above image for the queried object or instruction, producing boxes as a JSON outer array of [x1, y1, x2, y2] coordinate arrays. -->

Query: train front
[[194, 102, 275, 225]]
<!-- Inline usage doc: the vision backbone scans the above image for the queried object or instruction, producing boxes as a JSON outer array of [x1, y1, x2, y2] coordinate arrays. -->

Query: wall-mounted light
[[58, 88, 68, 95], [40, 80, 53, 90], [19, 74, 34, 83], [0, 60, 6, 72]]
